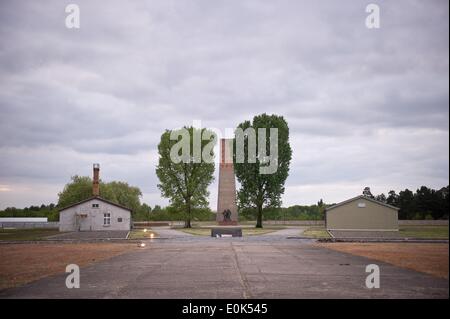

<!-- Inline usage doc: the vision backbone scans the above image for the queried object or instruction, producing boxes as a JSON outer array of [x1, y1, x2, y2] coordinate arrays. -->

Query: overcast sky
[[0, 0, 448, 210]]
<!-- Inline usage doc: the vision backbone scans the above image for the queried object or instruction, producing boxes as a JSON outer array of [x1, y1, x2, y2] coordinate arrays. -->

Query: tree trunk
[[185, 198, 192, 228], [256, 204, 263, 228]]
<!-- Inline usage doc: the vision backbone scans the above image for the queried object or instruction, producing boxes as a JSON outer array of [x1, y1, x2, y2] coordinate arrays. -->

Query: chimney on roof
[[93, 163, 100, 196]]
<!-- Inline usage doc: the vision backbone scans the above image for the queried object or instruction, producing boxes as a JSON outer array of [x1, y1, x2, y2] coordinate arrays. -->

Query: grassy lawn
[[0, 228, 60, 241], [303, 226, 448, 239], [302, 227, 331, 239], [128, 229, 158, 239], [179, 227, 281, 236], [399, 225, 449, 239]]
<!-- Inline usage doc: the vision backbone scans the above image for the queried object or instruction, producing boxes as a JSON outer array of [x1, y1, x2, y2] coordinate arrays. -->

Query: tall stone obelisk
[[216, 138, 238, 225]]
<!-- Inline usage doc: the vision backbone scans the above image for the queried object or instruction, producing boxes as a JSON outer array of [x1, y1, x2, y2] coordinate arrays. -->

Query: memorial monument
[[212, 138, 241, 237], [216, 138, 238, 225]]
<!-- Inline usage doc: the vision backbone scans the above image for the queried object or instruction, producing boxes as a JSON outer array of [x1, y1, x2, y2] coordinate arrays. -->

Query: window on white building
[[92, 203, 99, 208], [103, 213, 111, 226]]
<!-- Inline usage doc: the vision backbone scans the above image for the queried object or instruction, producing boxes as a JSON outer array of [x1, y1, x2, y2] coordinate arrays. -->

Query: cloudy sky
[[0, 0, 448, 210]]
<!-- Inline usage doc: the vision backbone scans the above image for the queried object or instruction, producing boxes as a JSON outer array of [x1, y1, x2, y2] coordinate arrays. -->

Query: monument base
[[211, 227, 242, 237], [218, 221, 238, 226]]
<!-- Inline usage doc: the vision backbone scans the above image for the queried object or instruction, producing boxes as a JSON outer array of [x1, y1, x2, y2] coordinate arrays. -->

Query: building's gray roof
[[325, 195, 399, 211], [58, 196, 132, 212]]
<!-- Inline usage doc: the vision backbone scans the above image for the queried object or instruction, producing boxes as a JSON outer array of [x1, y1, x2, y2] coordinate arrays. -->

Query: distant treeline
[[1, 185, 448, 221], [0, 204, 59, 221], [240, 204, 326, 221], [372, 185, 449, 220], [108, 185, 450, 221]]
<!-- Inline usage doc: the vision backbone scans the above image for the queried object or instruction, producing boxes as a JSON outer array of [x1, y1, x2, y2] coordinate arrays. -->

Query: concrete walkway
[[152, 226, 194, 238], [1, 240, 447, 299], [259, 227, 305, 237], [148, 226, 307, 243]]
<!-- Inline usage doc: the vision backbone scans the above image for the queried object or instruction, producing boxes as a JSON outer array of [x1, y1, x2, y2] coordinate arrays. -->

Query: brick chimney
[[93, 163, 100, 196]]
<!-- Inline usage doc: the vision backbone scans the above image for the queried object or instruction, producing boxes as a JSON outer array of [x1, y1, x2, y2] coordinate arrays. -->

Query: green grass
[[128, 229, 158, 239], [399, 226, 449, 239], [302, 227, 331, 239], [0, 228, 60, 241], [178, 227, 281, 236], [243, 228, 280, 236]]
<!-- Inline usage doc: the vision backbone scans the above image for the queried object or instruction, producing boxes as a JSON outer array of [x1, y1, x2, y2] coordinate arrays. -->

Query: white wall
[[59, 198, 131, 232], [0, 217, 48, 222]]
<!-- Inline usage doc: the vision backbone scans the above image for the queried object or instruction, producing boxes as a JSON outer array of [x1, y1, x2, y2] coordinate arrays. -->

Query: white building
[[58, 164, 132, 232]]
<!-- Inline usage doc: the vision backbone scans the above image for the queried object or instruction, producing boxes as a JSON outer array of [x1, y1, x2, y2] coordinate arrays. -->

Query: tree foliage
[[233, 114, 292, 228], [155, 127, 215, 228], [0, 203, 59, 221], [362, 187, 375, 198], [57, 175, 142, 213], [381, 185, 449, 220]]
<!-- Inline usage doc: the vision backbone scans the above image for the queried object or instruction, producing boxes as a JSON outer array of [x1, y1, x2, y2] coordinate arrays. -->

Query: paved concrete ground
[[0, 239, 447, 299], [46, 230, 129, 240], [261, 227, 304, 237], [152, 226, 194, 238]]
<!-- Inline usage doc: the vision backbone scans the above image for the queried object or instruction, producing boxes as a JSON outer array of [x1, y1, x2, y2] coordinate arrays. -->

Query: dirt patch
[[317, 242, 449, 279], [0, 243, 138, 290]]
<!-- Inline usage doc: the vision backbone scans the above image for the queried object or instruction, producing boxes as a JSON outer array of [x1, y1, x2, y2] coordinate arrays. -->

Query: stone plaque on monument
[[216, 138, 238, 225]]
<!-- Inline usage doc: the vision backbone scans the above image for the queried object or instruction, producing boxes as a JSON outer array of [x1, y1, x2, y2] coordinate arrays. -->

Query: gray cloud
[[0, 0, 448, 209]]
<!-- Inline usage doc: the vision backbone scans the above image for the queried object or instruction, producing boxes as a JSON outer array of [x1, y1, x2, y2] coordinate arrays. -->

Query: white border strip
[[327, 228, 399, 232]]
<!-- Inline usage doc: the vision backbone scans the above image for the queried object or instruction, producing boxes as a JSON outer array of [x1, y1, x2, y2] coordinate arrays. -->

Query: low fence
[[398, 220, 448, 226], [263, 220, 324, 225], [2, 220, 445, 229], [132, 220, 448, 227], [0, 222, 59, 229], [262, 220, 448, 226], [133, 221, 171, 227]]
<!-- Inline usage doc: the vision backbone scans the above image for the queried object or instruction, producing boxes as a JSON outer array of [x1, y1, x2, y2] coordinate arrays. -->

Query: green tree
[[437, 186, 449, 219], [317, 199, 325, 219], [362, 187, 374, 198], [375, 193, 387, 203], [57, 175, 94, 208], [398, 189, 416, 219], [141, 203, 152, 213], [57, 175, 142, 214], [386, 190, 399, 207], [156, 127, 216, 228], [233, 114, 292, 228], [104, 181, 142, 213]]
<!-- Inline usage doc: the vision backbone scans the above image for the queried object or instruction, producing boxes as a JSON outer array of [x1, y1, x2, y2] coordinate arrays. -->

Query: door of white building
[[78, 213, 91, 231]]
